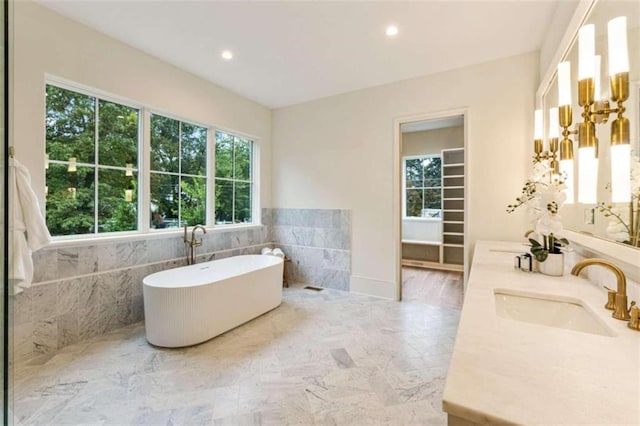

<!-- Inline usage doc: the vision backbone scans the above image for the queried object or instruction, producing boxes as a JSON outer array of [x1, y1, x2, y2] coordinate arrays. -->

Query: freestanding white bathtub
[[143, 254, 284, 348]]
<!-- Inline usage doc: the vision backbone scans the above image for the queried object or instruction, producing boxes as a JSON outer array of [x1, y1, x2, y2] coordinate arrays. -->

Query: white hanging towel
[[9, 157, 52, 295]]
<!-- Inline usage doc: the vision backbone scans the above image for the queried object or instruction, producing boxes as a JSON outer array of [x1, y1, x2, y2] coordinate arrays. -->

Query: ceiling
[[38, 1, 562, 109]]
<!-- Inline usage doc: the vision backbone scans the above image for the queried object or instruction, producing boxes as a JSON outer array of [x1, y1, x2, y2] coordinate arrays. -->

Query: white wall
[[272, 52, 537, 298], [401, 126, 464, 157], [538, 0, 582, 81], [12, 1, 272, 210]]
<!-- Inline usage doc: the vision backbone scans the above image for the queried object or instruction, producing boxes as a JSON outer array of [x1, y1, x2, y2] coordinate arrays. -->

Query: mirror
[[541, 0, 640, 248]]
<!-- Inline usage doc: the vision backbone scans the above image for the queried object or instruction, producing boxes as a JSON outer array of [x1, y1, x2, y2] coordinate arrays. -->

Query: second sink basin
[[494, 289, 614, 337]]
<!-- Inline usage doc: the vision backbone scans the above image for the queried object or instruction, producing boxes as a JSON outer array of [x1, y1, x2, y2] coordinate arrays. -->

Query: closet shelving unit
[[402, 147, 465, 272], [440, 147, 465, 271]]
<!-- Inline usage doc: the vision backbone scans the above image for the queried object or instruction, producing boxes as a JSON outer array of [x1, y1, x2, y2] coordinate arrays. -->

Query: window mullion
[[178, 122, 182, 226], [140, 108, 151, 232], [207, 129, 215, 226], [402, 159, 407, 218], [94, 97, 99, 234], [231, 136, 236, 223]]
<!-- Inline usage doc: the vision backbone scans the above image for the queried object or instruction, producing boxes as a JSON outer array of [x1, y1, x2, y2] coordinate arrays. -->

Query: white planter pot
[[538, 253, 564, 277]]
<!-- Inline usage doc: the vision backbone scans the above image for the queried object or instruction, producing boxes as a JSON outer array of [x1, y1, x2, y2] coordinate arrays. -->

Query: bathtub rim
[[143, 254, 284, 289]]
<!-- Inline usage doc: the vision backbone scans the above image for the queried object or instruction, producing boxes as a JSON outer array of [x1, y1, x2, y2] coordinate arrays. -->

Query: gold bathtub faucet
[[571, 258, 634, 322], [184, 224, 207, 265]]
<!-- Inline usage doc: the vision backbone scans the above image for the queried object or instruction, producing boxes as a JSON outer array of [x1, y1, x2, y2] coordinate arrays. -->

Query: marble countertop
[[443, 240, 640, 425]]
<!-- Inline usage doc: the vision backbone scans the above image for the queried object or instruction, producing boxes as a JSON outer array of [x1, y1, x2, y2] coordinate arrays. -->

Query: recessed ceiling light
[[221, 50, 233, 60], [385, 25, 399, 37]]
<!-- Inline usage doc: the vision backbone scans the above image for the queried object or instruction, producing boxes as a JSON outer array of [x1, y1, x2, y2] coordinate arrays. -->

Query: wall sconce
[[576, 25, 598, 204], [548, 107, 560, 180], [554, 16, 630, 205], [607, 17, 631, 203], [533, 109, 559, 175], [558, 60, 575, 205]]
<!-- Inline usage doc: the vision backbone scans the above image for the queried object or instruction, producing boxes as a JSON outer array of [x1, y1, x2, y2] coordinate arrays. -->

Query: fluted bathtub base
[[143, 255, 284, 348]]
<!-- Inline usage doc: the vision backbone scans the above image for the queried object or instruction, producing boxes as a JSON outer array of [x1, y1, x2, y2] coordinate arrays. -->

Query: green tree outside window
[[215, 131, 253, 224], [149, 114, 207, 229], [45, 85, 139, 236], [404, 156, 442, 217]]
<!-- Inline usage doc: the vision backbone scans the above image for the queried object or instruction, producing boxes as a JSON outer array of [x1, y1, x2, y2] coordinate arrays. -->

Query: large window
[[404, 155, 442, 218], [150, 114, 207, 229], [45, 82, 257, 238], [45, 85, 139, 236], [215, 131, 253, 224]]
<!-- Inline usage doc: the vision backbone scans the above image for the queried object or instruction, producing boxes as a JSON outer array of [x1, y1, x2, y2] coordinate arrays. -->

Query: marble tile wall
[[14, 208, 352, 362], [14, 226, 270, 363], [265, 208, 352, 291]]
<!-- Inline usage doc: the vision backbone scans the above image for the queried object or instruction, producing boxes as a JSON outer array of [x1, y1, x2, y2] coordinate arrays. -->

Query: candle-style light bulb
[[558, 61, 572, 106], [611, 144, 631, 203], [68, 157, 77, 172], [578, 24, 595, 80], [608, 16, 629, 75], [534, 109, 543, 140], [578, 147, 598, 204]]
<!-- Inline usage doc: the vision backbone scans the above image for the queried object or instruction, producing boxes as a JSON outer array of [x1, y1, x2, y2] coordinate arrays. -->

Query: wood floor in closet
[[402, 267, 464, 309]]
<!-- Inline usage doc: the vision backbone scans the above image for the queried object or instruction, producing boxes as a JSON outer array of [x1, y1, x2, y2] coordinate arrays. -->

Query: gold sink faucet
[[571, 258, 631, 321]]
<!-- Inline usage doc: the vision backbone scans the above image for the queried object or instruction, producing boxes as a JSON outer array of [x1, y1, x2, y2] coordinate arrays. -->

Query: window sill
[[47, 223, 266, 249], [402, 217, 442, 222]]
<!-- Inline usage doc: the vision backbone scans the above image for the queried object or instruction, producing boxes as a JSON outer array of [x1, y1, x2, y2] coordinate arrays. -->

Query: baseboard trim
[[350, 275, 395, 300]]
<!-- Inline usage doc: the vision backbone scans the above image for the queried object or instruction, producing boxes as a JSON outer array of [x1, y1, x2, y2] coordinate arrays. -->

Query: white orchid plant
[[597, 155, 640, 246], [507, 161, 569, 262]]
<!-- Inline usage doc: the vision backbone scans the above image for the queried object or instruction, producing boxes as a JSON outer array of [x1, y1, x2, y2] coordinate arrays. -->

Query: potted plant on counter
[[508, 162, 569, 276]]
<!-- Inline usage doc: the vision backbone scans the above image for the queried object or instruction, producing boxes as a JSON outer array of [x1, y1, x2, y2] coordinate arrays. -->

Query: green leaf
[[529, 238, 541, 247], [533, 250, 548, 262]]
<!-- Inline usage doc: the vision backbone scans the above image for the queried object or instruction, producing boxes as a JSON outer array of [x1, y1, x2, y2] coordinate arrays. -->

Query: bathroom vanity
[[443, 241, 639, 425]]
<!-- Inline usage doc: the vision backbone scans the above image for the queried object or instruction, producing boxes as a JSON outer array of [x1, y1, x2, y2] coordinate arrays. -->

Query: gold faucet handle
[[603, 286, 616, 310], [628, 302, 639, 331]]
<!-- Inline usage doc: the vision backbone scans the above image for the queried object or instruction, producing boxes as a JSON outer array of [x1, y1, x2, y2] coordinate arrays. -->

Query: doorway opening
[[394, 111, 468, 306]]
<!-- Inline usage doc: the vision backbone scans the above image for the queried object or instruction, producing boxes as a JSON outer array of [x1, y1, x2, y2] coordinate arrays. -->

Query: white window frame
[[44, 79, 144, 238], [147, 111, 210, 230], [402, 154, 442, 220], [44, 76, 261, 243], [213, 130, 257, 226]]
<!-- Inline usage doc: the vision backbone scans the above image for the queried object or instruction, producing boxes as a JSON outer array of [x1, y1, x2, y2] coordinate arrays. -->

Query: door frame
[[392, 108, 469, 302]]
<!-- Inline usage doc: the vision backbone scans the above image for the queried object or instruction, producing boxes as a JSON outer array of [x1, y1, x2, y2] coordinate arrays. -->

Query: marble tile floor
[[14, 284, 461, 425]]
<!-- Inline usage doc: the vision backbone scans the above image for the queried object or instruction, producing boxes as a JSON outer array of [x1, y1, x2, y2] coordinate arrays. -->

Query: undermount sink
[[494, 289, 615, 337]]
